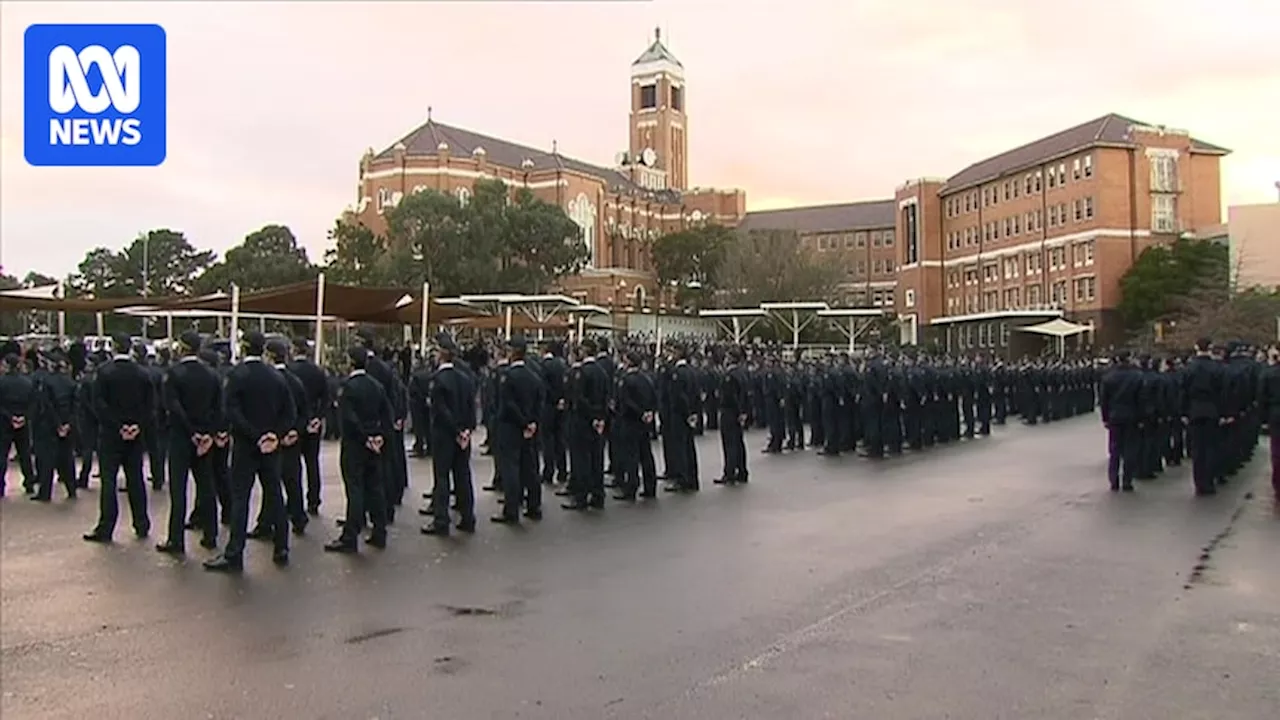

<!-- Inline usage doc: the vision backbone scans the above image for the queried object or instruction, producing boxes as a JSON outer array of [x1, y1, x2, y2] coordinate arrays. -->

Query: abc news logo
[[24, 24, 167, 167], [48, 44, 143, 146]]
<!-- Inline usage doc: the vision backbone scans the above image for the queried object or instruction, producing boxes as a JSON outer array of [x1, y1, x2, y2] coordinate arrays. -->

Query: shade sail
[[0, 288, 169, 313], [348, 297, 486, 324], [1017, 318, 1091, 338]]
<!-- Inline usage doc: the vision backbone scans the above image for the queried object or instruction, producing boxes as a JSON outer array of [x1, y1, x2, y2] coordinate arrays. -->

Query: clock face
[[642, 147, 657, 166]]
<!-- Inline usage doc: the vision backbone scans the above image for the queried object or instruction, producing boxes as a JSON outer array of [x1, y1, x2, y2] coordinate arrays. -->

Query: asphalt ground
[[2, 418, 1277, 719]]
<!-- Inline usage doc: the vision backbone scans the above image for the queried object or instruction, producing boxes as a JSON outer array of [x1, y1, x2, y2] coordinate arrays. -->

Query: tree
[[1118, 238, 1228, 329], [324, 218, 390, 286], [652, 224, 732, 307], [21, 272, 59, 289], [116, 229, 216, 297], [714, 229, 844, 308], [377, 179, 588, 295], [68, 247, 126, 298], [195, 224, 317, 293]]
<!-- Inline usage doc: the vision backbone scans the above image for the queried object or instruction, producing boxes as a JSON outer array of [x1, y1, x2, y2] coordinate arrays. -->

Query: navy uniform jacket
[[429, 363, 476, 438], [339, 370, 392, 446], [224, 358, 295, 443], [1180, 355, 1223, 421], [34, 372, 77, 432], [94, 356, 155, 435], [1100, 365, 1142, 424], [618, 367, 657, 423], [164, 357, 223, 437], [497, 361, 545, 429]]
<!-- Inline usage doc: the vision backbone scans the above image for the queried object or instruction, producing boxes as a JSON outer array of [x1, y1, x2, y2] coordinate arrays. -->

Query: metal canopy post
[[418, 281, 430, 359], [314, 272, 326, 365]]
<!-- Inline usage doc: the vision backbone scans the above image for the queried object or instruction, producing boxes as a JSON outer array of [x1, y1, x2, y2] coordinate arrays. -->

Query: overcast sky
[[2, 0, 1277, 279]]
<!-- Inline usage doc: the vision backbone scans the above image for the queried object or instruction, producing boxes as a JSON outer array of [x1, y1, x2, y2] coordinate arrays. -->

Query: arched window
[[634, 285, 646, 309], [455, 186, 471, 207], [568, 192, 597, 268]]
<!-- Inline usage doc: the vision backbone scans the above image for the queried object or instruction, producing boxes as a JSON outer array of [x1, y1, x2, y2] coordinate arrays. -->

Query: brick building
[[350, 29, 745, 311], [894, 115, 1229, 354]]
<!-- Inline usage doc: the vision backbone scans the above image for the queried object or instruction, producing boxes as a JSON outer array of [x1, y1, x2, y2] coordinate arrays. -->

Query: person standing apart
[[325, 346, 391, 553], [31, 351, 77, 502], [83, 335, 153, 541], [156, 332, 222, 556], [494, 336, 546, 523], [421, 334, 477, 536], [204, 332, 295, 572], [287, 337, 329, 516]]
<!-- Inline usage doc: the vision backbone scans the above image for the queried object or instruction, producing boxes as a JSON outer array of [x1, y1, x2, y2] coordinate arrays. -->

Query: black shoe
[[1109, 483, 1120, 492], [307, 506, 320, 517], [292, 519, 308, 536], [184, 518, 199, 530], [135, 527, 150, 539], [612, 493, 636, 501], [456, 521, 477, 533], [82, 531, 111, 543], [421, 524, 449, 536], [490, 514, 519, 525], [199, 536, 218, 550], [324, 539, 357, 553], [561, 500, 589, 511], [523, 509, 543, 521], [1122, 484, 1135, 492], [272, 550, 289, 566], [247, 526, 270, 540], [203, 555, 243, 573], [364, 534, 387, 549], [639, 491, 657, 499], [712, 477, 728, 485], [155, 542, 184, 556], [554, 489, 572, 497]]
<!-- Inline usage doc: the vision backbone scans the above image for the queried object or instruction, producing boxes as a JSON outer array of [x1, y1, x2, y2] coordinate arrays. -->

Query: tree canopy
[[332, 178, 588, 295], [712, 229, 844, 308], [1118, 238, 1228, 329], [651, 224, 732, 306], [194, 224, 317, 294]]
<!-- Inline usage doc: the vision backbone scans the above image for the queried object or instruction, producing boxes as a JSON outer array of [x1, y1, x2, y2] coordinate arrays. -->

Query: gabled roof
[[738, 199, 896, 234], [377, 118, 679, 200], [943, 113, 1231, 192], [633, 28, 682, 68]]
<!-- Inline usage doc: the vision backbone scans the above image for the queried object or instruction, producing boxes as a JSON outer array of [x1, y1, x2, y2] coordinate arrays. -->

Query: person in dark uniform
[[287, 338, 329, 515], [491, 335, 545, 522], [142, 351, 169, 491], [156, 331, 222, 555], [0, 354, 37, 496], [83, 335, 153, 541], [32, 350, 77, 502], [204, 331, 295, 572], [74, 361, 99, 489], [664, 343, 700, 493], [355, 328, 407, 519], [714, 346, 750, 485], [613, 349, 658, 501], [408, 357, 432, 458], [421, 333, 477, 536], [325, 345, 392, 553], [1181, 338, 1225, 496], [202, 349, 234, 526], [252, 339, 309, 537], [564, 338, 606, 510], [1100, 350, 1143, 492], [539, 341, 569, 486], [1256, 345, 1280, 501]]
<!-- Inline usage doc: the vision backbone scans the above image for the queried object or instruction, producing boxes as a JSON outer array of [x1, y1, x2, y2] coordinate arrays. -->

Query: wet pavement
[[2, 418, 1278, 720]]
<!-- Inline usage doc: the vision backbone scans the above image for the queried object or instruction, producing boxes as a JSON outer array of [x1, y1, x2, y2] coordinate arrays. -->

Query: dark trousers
[[719, 411, 747, 482], [1106, 422, 1140, 489], [668, 418, 699, 490], [92, 436, 149, 537], [209, 441, 232, 523], [301, 430, 322, 511], [387, 428, 409, 507], [567, 417, 604, 504], [615, 419, 656, 497], [225, 444, 286, 560], [338, 442, 387, 546], [1187, 419, 1219, 493], [0, 425, 35, 492], [77, 418, 97, 486], [976, 397, 992, 435], [765, 400, 785, 451], [861, 403, 884, 457], [1269, 431, 1280, 498], [539, 407, 567, 483], [34, 430, 75, 500], [166, 433, 217, 548], [145, 424, 167, 488], [497, 424, 541, 516], [820, 397, 841, 454], [430, 435, 474, 530], [257, 442, 305, 530]]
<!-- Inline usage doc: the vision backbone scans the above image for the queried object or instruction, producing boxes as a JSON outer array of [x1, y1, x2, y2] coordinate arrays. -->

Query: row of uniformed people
[[1100, 340, 1263, 495]]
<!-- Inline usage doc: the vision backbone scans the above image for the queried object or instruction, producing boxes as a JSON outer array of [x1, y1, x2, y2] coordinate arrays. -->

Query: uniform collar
[[112, 354, 133, 362], [676, 359, 688, 366], [242, 356, 263, 363], [510, 360, 525, 368], [274, 363, 287, 370], [349, 369, 367, 377], [437, 362, 454, 370], [583, 356, 596, 364], [180, 355, 199, 363]]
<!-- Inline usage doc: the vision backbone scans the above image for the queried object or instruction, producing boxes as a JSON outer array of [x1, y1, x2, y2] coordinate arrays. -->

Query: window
[[670, 85, 683, 111], [1003, 182, 1011, 201], [964, 195, 972, 213], [855, 231, 867, 248], [856, 260, 867, 276], [873, 259, 884, 274], [455, 186, 471, 207], [983, 263, 998, 282], [1073, 199, 1082, 222], [1047, 168, 1057, 189], [1150, 154, 1178, 192], [1058, 203, 1068, 226], [965, 295, 977, 313], [1074, 276, 1097, 303], [1002, 218, 1011, 237], [1152, 194, 1177, 232], [886, 258, 896, 272], [905, 289, 916, 308], [1057, 163, 1067, 186], [1084, 196, 1095, 220], [1013, 180, 1021, 199], [964, 266, 978, 286], [1083, 154, 1094, 178], [1024, 174, 1033, 195], [1027, 283, 1043, 305], [992, 221, 1000, 241], [1025, 251, 1042, 275], [844, 233, 855, 249], [1033, 171, 1042, 193], [1004, 287, 1021, 309], [639, 84, 657, 109], [1082, 239, 1094, 266], [948, 270, 960, 288], [984, 291, 999, 311], [376, 187, 392, 210], [872, 231, 883, 248], [1051, 280, 1068, 305], [1048, 205, 1058, 228], [982, 187, 991, 206], [883, 229, 894, 246], [1072, 158, 1082, 181], [1012, 215, 1021, 235]]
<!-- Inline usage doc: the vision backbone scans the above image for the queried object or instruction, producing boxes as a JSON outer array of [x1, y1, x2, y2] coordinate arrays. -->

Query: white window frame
[[905, 289, 916, 308], [1152, 194, 1177, 233]]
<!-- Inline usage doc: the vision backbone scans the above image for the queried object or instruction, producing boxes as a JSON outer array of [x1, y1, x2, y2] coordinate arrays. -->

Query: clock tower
[[628, 28, 687, 191]]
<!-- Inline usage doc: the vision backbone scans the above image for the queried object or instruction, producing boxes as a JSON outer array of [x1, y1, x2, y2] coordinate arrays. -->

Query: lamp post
[[140, 232, 150, 337]]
